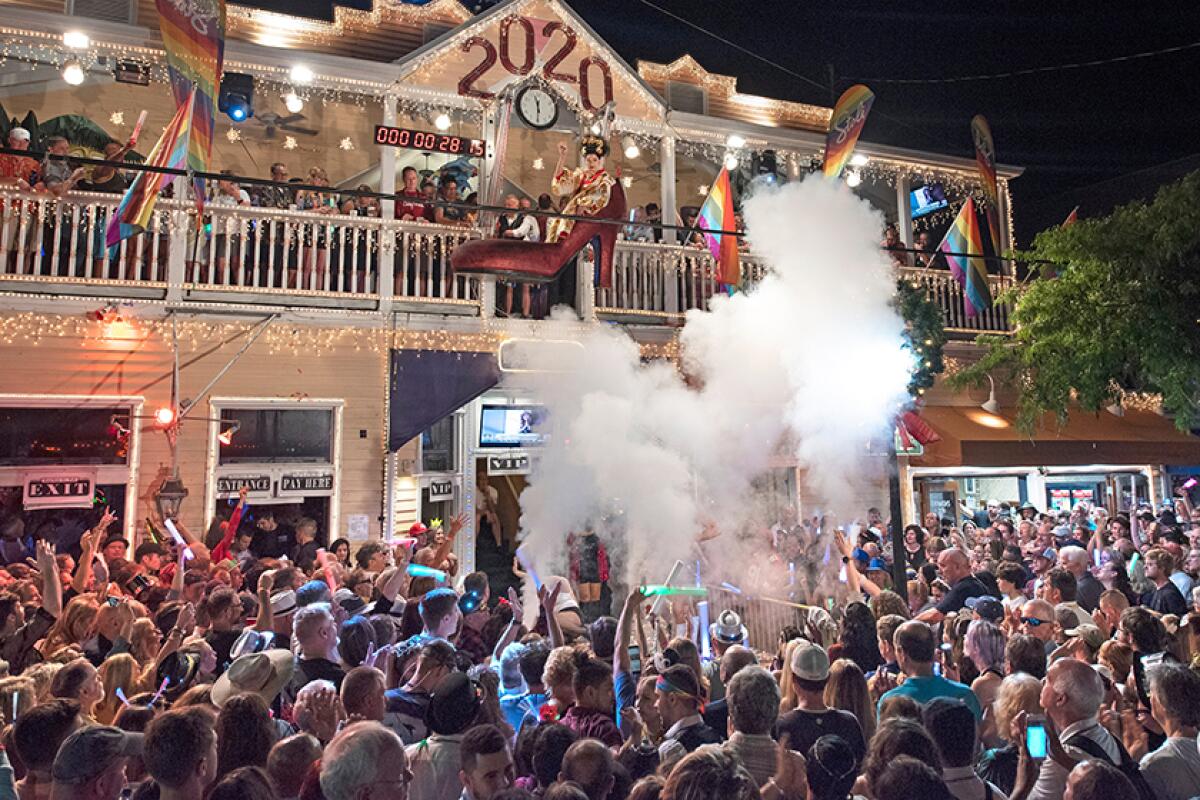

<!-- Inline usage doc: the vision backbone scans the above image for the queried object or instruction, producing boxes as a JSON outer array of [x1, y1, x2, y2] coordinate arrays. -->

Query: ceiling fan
[[249, 111, 318, 139]]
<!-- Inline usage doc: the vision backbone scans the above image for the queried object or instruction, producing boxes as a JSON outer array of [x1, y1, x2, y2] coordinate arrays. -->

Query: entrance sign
[[23, 469, 97, 510], [216, 475, 271, 497], [487, 454, 531, 476]]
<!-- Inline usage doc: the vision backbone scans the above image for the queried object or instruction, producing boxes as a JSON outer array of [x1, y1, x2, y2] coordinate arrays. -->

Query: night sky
[[250, 0, 1200, 242]]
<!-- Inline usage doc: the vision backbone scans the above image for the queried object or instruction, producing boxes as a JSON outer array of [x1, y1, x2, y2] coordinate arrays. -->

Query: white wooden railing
[[0, 188, 1014, 333]]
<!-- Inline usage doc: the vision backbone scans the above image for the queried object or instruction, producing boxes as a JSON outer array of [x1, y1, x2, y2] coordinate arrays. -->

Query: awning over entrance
[[389, 349, 501, 451], [910, 406, 1200, 468]]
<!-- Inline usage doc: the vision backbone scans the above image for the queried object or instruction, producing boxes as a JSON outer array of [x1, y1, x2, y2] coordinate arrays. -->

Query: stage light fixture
[[622, 136, 639, 159], [284, 92, 304, 114], [434, 113, 451, 131], [154, 406, 176, 427], [219, 72, 255, 122]]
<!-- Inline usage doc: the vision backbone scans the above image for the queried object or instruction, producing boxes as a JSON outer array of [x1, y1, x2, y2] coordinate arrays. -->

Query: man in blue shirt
[[877, 620, 981, 720]]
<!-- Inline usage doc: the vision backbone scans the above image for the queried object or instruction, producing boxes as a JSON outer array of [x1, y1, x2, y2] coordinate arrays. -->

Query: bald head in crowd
[[558, 739, 615, 800], [720, 645, 757, 684]]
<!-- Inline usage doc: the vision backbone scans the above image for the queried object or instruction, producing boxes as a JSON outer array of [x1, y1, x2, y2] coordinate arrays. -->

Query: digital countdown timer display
[[373, 125, 486, 158]]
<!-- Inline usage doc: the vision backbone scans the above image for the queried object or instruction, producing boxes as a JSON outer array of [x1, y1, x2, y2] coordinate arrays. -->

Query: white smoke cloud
[[513, 176, 914, 587]]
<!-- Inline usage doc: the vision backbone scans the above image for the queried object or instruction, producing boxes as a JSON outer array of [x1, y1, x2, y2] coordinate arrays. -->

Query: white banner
[[23, 469, 98, 510]]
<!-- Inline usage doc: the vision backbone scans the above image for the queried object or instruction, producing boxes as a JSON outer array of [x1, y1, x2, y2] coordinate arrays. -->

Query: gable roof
[[393, 0, 666, 114]]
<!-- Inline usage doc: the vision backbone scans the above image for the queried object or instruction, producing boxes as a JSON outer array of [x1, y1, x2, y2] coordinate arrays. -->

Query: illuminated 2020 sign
[[457, 15, 614, 110]]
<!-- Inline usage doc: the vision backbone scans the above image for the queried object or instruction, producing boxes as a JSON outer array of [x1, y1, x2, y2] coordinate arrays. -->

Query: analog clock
[[516, 86, 559, 130]]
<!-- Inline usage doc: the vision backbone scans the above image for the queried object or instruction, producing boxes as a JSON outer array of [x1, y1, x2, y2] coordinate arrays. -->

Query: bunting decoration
[[970, 115, 1001, 254], [106, 88, 196, 247], [695, 166, 741, 287], [155, 0, 227, 215], [937, 197, 992, 317], [823, 84, 875, 180]]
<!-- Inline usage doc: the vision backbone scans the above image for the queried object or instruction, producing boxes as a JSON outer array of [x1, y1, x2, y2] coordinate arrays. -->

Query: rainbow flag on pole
[[938, 197, 992, 317], [823, 84, 875, 180], [970, 115, 1001, 254], [107, 88, 196, 247], [156, 0, 226, 215], [696, 166, 741, 287]]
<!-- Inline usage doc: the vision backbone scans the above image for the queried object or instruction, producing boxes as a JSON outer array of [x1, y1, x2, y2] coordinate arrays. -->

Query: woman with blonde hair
[[38, 594, 98, 659], [542, 645, 579, 720], [777, 638, 805, 713], [976, 672, 1042, 796], [23, 662, 62, 703], [129, 617, 160, 666], [870, 590, 910, 620], [824, 657, 875, 742], [95, 653, 145, 725]]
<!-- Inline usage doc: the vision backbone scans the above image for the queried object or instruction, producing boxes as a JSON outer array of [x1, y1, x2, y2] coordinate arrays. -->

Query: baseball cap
[[1065, 624, 1105, 650], [965, 596, 1004, 622], [867, 557, 888, 572], [409, 522, 429, 537], [1035, 547, 1056, 561], [8, 127, 30, 142], [102, 535, 128, 550], [334, 587, 366, 616], [52, 726, 142, 785], [790, 639, 830, 682]]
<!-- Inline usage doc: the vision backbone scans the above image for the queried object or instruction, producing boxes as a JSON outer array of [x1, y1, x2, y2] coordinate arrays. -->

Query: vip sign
[[23, 470, 97, 510], [487, 454, 531, 476], [428, 479, 455, 502]]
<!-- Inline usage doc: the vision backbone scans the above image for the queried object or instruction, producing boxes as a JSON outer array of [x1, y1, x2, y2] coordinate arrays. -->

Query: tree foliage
[[954, 170, 1200, 430], [895, 278, 946, 398]]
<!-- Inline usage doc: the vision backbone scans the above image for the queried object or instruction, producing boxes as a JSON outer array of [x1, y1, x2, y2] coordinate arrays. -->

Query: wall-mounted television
[[911, 184, 948, 218], [479, 404, 547, 448]]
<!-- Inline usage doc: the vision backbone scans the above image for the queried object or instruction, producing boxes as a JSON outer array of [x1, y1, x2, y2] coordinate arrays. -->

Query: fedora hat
[[211, 649, 295, 708]]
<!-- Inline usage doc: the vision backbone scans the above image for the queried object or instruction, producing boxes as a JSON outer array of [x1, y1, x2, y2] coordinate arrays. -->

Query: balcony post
[[378, 93, 397, 313], [998, 179, 1014, 275], [895, 174, 913, 250], [659, 136, 677, 245], [165, 205, 188, 301]]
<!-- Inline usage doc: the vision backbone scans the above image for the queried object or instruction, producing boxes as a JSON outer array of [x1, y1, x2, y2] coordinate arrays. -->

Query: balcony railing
[[0, 188, 1014, 333]]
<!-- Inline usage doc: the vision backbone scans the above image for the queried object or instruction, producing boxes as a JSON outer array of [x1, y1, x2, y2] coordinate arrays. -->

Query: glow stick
[[1094, 548, 1102, 568], [641, 585, 707, 597], [697, 600, 711, 659], [150, 676, 169, 705], [115, 687, 132, 708], [515, 544, 541, 590], [129, 110, 147, 145], [650, 560, 686, 617], [11, 691, 17, 721], [393, 537, 419, 550], [1128, 552, 1140, 577], [407, 563, 447, 582], [720, 582, 742, 594], [315, 548, 336, 594], [163, 519, 193, 560]]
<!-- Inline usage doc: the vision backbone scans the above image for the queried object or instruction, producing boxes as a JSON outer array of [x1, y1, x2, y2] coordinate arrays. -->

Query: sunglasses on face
[[1021, 617, 1051, 627]]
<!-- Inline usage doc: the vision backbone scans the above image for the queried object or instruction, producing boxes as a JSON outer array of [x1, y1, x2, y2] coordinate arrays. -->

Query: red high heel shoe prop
[[452, 182, 626, 288]]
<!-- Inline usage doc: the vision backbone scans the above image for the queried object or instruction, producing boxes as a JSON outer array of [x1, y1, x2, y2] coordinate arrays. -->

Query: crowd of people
[[0, 478, 1196, 800]]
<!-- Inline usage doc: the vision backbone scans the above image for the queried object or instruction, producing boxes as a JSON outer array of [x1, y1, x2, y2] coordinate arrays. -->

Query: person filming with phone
[[1010, 659, 1126, 800]]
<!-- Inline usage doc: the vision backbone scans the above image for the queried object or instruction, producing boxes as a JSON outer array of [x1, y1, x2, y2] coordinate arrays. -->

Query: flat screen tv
[[479, 404, 547, 447], [910, 184, 948, 218]]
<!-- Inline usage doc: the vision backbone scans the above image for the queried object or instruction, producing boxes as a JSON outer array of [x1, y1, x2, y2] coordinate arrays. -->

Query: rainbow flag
[[696, 166, 740, 287], [823, 84, 874, 180], [938, 197, 992, 317], [156, 0, 226, 215], [107, 88, 196, 247], [970, 115, 1001, 254]]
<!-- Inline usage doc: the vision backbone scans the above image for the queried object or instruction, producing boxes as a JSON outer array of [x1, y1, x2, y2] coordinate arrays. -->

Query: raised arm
[[71, 529, 98, 595], [211, 486, 248, 564], [614, 587, 645, 677], [491, 588, 524, 664], [154, 602, 194, 672], [37, 540, 62, 619], [254, 570, 275, 633], [430, 513, 466, 568], [540, 581, 565, 649]]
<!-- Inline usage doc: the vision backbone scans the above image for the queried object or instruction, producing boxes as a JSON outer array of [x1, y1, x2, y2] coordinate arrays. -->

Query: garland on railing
[[894, 278, 946, 397]]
